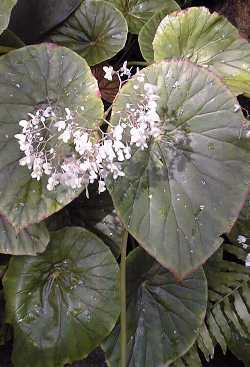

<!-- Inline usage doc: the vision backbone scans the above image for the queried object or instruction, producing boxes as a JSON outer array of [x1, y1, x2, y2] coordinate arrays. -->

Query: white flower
[[124, 146, 131, 160], [246, 253, 250, 267], [113, 124, 124, 141], [119, 61, 131, 78], [59, 128, 71, 143], [98, 180, 106, 194], [54, 120, 66, 131], [103, 66, 114, 81], [65, 108, 72, 120], [237, 235, 247, 245]]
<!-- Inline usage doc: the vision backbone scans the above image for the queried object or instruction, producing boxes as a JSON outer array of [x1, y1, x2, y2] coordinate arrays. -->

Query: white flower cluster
[[15, 69, 162, 196]]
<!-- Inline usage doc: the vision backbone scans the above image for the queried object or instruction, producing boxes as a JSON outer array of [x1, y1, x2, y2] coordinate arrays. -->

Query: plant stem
[[127, 61, 149, 67], [120, 229, 128, 367]]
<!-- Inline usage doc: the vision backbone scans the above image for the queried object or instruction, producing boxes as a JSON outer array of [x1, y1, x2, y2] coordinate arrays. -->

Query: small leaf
[[107, 0, 175, 34], [3, 227, 120, 367], [0, 44, 103, 232], [138, 1, 180, 62], [0, 0, 17, 36], [108, 60, 250, 278], [103, 248, 207, 367], [153, 7, 250, 97], [0, 216, 49, 255], [49, 0, 128, 66]]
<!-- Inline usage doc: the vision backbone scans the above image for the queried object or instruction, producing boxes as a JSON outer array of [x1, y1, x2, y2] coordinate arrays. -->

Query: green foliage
[[49, 0, 128, 66], [0, 43, 103, 232], [172, 243, 250, 366], [0, 217, 49, 255], [138, 1, 180, 62], [107, 59, 250, 279], [107, 0, 177, 34], [153, 7, 250, 97], [3, 227, 120, 367], [0, 0, 17, 36], [103, 247, 207, 367], [0, 2, 249, 367]]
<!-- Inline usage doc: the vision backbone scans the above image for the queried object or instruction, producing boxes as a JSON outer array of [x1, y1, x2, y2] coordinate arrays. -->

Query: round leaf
[[49, 0, 128, 66], [107, 60, 250, 279], [9, 0, 81, 43], [103, 248, 207, 367], [107, 0, 174, 34], [0, 0, 17, 36], [153, 7, 250, 97], [3, 227, 120, 367], [0, 44, 103, 232], [0, 217, 49, 255], [138, 1, 180, 62]]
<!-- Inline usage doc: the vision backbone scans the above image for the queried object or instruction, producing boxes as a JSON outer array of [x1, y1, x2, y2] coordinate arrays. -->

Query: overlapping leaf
[[0, 0, 17, 36], [3, 227, 120, 367], [9, 0, 81, 43], [138, 1, 180, 62], [171, 243, 250, 366], [0, 216, 49, 255], [107, 59, 250, 278], [107, 0, 176, 34], [153, 7, 250, 97], [103, 247, 207, 367], [50, 0, 128, 66], [0, 44, 103, 232]]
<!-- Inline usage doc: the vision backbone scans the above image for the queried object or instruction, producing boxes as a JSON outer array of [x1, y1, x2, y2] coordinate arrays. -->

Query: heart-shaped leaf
[[3, 227, 120, 367], [49, 0, 128, 66], [0, 0, 17, 36], [0, 44, 103, 232], [0, 216, 49, 255], [138, 1, 180, 62], [9, 0, 81, 43], [153, 7, 250, 97], [103, 248, 207, 367], [107, 60, 250, 279], [107, 0, 175, 34]]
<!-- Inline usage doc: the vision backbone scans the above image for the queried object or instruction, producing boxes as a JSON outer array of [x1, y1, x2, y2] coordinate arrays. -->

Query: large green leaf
[[108, 60, 250, 279], [69, 188, 123, 258], [103, 248, 207, 367], [46, 186, 123, 258], [138, 1, 180, 62], [49, 0, 128, 66], [9, 0, 81, 43], [3, 227, 120, 367], [0, 0, 17, 36], [0, 216, 49, 255], [0, 44, 103, 232], [153, 7, 250, 97], [107, 0, 175, 34]]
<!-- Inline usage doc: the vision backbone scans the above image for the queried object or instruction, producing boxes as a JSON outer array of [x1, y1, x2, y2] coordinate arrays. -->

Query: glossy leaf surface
[[107, 0, 174, 34], [0, 44, 103, 232], [0, 217, 49, 255], [3, 227, 120, 367], [9, 0, 81, 43], [103, 248, 207, 367], [50, 0, 128, 66], [138, 1, 180, 62], [108, 60, 250, 278], [0, 0, 17, 36], [153, 7, 250, 97]]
